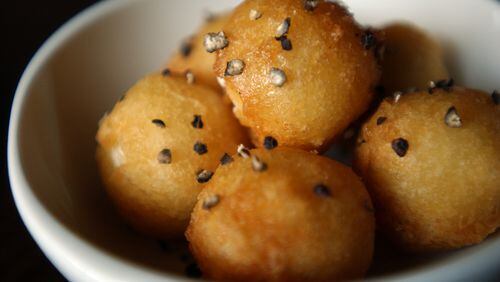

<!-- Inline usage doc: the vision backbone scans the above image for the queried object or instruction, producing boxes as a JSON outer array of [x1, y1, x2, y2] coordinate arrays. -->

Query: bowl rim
[[7, 0, 500, 281], [6, 0, 165, 281]]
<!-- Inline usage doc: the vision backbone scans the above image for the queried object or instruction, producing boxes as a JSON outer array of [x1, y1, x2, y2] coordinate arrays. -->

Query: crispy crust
[[214, 0, 380, 151], [354, 87, 500, 252], [96, 73, 248, 238], [187, 148, 375, 281]]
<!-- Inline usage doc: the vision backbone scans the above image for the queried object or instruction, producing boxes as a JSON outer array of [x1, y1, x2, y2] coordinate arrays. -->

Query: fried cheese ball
[[213, 0, 381, 151], [96, 73, 248, 239], [354, 87, 500, 252], [381, 23, 449, 94], [187, 148, 375, 281], [167, 14, 230, 91]]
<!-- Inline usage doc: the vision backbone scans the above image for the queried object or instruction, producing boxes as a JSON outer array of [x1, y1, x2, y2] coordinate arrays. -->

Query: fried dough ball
[[213, 0, 381, 151], [381, 23, 449, 94], [354, 87, 500, 252], [187, 148, 375, 281], [96, 73, 248, 239], [167, 14, 230, 91]]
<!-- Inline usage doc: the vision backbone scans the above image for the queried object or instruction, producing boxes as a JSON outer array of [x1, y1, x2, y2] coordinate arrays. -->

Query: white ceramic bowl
[[8, 0, 500, 281]]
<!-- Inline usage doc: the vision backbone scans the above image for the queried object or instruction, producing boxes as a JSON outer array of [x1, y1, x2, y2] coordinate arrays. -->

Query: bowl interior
[[10, 0, 500, 281]]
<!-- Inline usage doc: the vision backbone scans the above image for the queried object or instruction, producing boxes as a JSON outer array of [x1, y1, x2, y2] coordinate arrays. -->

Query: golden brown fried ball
[[381, 23, 449, 94], [167, 14, 230, 91], [354, 87, 500, 252], [213, 0, 381, 151], [96, 73, 248, 239], [187, 148, 375, 281]]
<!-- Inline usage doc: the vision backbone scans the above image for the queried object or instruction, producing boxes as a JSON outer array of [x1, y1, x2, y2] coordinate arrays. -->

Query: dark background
[[1, 1, 97, 281]]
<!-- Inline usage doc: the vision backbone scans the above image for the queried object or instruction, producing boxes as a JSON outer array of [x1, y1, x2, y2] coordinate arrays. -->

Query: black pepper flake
[[249, 9, 262, 20], [158, 149, 172, 164], [193, 142, 208, 155], [492, 90, 499, 105], [224, 59, 245, 76], [161, 68, 171, 76], [444, 106, 462, 128], [275, 17, 291, 38], [180, 41, 192, 57], [314, 184, 331, 197], [270, 67, 287, 87], [202, 194, 220, 210], [263, 136, 278, 150], [391, 138, 409, 157], [152, 119, 166, 128], [191, 115, 204, 129], [428, 81, 436, 94], [361, 30, 377, 50], [436, 78, 454, 90], [185, 263, 202, 278], [203, 31, 229, 53], [237, 144, 251, 158], [276, 36, 292, 51], [220, 153, 233, 165], [428, 78, 454, 93], [251, 155, 268, 172], [304, 0, 319, 11], [376, 116, 387, 126], [393, 91, 403, 103], [196, 170, 213, 183], [186, 70, 195, 84]]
